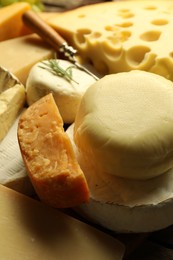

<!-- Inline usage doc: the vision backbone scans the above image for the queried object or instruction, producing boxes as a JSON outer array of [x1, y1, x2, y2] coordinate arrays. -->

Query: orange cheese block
[[0, 2, 31, 41], [17, 93, 89, 208]]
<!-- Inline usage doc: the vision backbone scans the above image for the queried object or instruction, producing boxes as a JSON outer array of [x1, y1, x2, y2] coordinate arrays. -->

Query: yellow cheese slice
[[0, 34, 55, 84], [48, 1, 173, 80], [0, 184, 125, 259], [0, 84, 25, 141], [0, 2, 31, 41]]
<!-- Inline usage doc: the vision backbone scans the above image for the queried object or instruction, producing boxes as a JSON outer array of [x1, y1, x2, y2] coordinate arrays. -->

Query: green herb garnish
[[39, 60, 79, 84]]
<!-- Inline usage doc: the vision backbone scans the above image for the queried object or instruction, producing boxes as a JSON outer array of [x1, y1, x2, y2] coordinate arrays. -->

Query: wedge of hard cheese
[[0, 184, 125, 260], [0, 84, 25, 142], [0, 2, 31, 41], [0, 34, 55, 84], [48, 1, 173, 80], [18, 93, 89, 208]]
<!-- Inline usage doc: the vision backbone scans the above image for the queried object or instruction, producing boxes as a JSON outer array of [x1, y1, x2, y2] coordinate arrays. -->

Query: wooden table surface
[[123, 225, 173, 260]]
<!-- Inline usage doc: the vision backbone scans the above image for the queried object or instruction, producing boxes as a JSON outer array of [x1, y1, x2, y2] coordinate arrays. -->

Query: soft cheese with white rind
[[0, 115, 34, 196], [48, 1, 173, 80], [26, 59, 96, 123], [74, 71, 173, 180], [0, 84, 25, 142]]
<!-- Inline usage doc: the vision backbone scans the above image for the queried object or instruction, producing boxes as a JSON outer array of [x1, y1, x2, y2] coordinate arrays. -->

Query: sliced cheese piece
[[74, 71, 173, 180], [67, 124, 173, 233], [18, 93, 89, 208], [0, 2, 31, 41], [0, 114, 34, 196], [0, 65, 19, 94], [0, 34, 55, 84], [0, 184, 125, 260], [48, 1, 173, 80], [0, 83, 25, 141], [26, 59, 96, 123]]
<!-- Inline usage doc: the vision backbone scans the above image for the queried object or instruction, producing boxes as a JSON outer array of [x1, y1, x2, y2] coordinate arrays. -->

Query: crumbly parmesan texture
[[48, 1, 173, 80], [18, 93, 89, 208]]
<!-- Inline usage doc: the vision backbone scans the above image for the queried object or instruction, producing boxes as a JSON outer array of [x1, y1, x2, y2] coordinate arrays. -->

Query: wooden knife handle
[[23, 10, 66, 52]]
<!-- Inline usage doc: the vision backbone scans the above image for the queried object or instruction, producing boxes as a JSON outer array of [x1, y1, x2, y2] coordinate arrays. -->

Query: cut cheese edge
[[0, 184, 125, 259], [18, 93, 89, 208], [0, 83, 25, 142], [26, 59, 96, 123], [0, 34, 55, 84], [48, 1, 173, 80], [0, 2, 31, 41]]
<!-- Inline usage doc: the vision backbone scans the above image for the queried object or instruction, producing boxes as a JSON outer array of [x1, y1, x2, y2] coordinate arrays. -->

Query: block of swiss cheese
[[0, 184, 125, 260], [48, 1, 173, 80]]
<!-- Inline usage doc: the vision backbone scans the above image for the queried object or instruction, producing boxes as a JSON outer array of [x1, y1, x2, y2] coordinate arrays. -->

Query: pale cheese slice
[[48, 1, 173, 80], [0, 184, 125, 259], [0, 114, 34, 196], [0, 34, 55, 84], [0, 2, 31, 41], [0, 84, 25, 141]]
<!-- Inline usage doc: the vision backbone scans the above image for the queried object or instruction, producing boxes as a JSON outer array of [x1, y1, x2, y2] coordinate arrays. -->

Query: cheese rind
[[74, 71, 173, 180], [48, 1, 173, 80], [67, 123, 173, 233], [0, 184, 125, 259], [26, 59, 96, 123], [0, 34, 55, 84], [18, 94, 89, 208], [0, 84, 25, 141], [0, 115, 34, 196]]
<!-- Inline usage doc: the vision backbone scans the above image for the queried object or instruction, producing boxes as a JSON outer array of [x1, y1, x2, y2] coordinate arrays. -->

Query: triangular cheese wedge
[[0, 84, 25, 141]]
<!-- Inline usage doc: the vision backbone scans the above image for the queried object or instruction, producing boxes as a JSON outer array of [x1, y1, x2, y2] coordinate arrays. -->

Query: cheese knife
[[22, 10, 99, 80]]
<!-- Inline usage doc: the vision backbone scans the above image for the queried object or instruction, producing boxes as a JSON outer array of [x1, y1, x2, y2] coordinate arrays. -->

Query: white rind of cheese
[[0, 84, 25, 141], [0, 184, 125, 259], [74, 71, 173, 180], [26, 59, 96, 123], [67, 124, 173, 233], [48, 1, 173, 80], [0, 115, 34, 196]]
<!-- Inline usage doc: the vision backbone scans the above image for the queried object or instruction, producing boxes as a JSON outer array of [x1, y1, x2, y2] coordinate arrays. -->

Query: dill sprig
[[39, 60, 79, 84]]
